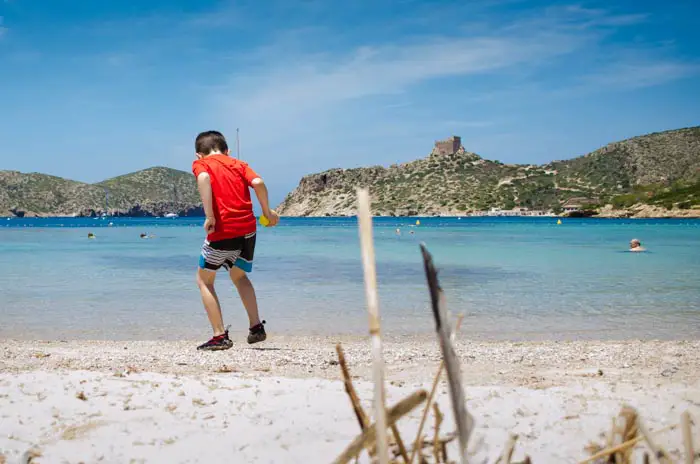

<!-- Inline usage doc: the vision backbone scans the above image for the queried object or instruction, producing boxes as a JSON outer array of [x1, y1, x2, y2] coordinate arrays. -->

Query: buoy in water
[[557, 219, 562, 225], [415, 220, 420, 226]]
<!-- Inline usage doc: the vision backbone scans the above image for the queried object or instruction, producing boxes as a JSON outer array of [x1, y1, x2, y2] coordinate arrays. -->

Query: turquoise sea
[[0, 217, 699, 341]]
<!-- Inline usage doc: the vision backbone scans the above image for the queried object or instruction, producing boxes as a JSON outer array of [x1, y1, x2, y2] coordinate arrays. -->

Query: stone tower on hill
[[434, 136, 461, 155]]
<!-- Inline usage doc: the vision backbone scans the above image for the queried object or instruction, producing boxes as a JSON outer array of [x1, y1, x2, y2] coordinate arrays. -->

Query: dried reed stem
[[498, 434, 518, 464], [618, 406, 639, 464], [357, 188, 389, 464], [637, 418, 671, 464], [391, 424, 410, 463], [432, 403, 444, 463], [681, 411, 694, 464], [336, 343, 376, 457], [336, 343, 370, 430], [409, 314, 465, 464], [579, 424, 678, 464], [421, 244, 473, 464], [333, 390, 428, 464]]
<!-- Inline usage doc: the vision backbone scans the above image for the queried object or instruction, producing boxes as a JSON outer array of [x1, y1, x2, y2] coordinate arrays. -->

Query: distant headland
[[2, 127, 699, 218]]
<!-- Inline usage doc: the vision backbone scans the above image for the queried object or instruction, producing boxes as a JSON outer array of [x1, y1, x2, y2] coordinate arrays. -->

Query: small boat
[[164, 213, 178, 218]]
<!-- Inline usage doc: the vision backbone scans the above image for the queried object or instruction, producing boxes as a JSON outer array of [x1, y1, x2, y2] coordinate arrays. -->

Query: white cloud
[[224, 31, 582, 124], [192, 3, 698, 198], [217, 4, 662, 126], [581, 60, 699, 90]]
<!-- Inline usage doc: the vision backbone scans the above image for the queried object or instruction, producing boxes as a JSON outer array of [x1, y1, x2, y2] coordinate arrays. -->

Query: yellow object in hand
[[259, 215, 270, 227]]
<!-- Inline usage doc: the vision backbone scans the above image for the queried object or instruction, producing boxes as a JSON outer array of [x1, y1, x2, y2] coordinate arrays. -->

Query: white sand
[[1, 339, 699, 463]]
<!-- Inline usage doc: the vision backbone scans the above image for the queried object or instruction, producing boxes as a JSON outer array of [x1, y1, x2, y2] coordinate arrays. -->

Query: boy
[[192, 130, 279, 351]]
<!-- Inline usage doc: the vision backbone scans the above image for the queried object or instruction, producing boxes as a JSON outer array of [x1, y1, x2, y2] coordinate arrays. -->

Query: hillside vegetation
[[277, 127, 700, 217], [0, 167, 201, 217]]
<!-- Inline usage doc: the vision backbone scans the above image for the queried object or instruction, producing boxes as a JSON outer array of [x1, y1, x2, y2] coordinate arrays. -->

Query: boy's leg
[[196, 268, 226, 336], [228, 267, 261, 328]]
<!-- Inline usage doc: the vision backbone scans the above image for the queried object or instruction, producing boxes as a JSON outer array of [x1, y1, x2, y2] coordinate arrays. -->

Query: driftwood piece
[[579, 424, 678, 464], [681, 411, 694, 464], [357, 188, 390, 464], [420, 244, 473, 464], [410, 314, 465, 464], [333, 390, 428, 464]]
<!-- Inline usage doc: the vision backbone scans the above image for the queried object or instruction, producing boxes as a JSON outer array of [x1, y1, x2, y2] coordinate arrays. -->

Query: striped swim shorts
[[199, 232, 256, 273]]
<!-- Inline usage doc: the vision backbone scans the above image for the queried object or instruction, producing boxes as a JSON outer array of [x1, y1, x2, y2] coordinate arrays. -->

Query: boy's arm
[[196, 172, 216, 233], [251, 178, 279, 226]]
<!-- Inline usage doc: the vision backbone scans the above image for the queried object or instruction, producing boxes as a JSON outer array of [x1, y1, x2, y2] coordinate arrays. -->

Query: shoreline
[[3, 213, 700, 219], [2, 338, 699, 463], [3, 338, 698, 385]]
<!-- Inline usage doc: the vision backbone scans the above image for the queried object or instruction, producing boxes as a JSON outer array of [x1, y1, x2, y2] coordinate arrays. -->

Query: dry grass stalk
[[409, 314, 465, 464], [606, 417, 616, 453], [432, 403, 444, 463], [215, 365, 238, 373], [441, 440, 449, 463], [637, 418, 671, 464], [580, 424, 678, 464], [420, 244, 473, 464], [415, 434, 425, 463], [20, 448, 42, 464], [681, 411, 694, 464], [497, 434, 518, 464], [391, 424, 410, 463], [612, 406, 639, 464], [333, 390, 428, 464], [336, 343, 371, 431], [357, 187, 390, 464]]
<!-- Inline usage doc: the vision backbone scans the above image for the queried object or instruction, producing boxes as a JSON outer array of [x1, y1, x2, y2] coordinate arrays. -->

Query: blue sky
[[1, 0, 699, 205]]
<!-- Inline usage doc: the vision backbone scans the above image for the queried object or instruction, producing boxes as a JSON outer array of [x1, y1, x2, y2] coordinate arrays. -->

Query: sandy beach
[[1, 337, 699, 463]]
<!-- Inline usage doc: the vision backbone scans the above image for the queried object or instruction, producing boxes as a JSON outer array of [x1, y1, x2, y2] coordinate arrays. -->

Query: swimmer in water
[[88, 232, 95, 239], [629, 238, 646, 252], [395, 228, 401, 236]]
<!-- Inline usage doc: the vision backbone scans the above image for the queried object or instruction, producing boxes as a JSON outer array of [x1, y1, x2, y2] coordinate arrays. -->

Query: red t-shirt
[[192, 154, 260, 242]]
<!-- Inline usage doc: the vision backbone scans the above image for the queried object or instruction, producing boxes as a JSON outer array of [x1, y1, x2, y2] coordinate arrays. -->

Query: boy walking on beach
[[192, 130, 279, 351]]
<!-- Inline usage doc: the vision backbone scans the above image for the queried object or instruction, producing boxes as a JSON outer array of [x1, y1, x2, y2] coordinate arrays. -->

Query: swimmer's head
[[630, 238, 641, 248]]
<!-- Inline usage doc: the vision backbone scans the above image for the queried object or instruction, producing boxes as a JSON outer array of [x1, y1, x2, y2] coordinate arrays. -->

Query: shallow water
[[1, 216, 699, 340]]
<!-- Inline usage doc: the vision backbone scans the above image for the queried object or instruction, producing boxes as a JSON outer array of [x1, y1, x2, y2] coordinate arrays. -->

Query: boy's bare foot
[[247, 321, 267, 344], [197, 328, 233, 351]]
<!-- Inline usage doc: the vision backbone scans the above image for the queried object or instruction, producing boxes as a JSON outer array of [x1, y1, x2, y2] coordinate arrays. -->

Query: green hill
[[96, 167, 200, 208], [0, 167, 200, 217], [277, 127, 700, 217]]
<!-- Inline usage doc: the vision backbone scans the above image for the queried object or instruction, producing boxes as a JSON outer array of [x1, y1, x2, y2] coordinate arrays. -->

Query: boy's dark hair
[[195, 131, 229, 155]]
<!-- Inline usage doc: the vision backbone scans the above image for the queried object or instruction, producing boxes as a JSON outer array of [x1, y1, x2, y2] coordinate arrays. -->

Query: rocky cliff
[[0, 167, 202, 217], [277, 127, 700, 217]]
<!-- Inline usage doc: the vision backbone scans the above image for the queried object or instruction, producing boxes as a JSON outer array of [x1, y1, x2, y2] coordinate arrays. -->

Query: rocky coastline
[[7, 201, 204, 218]]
